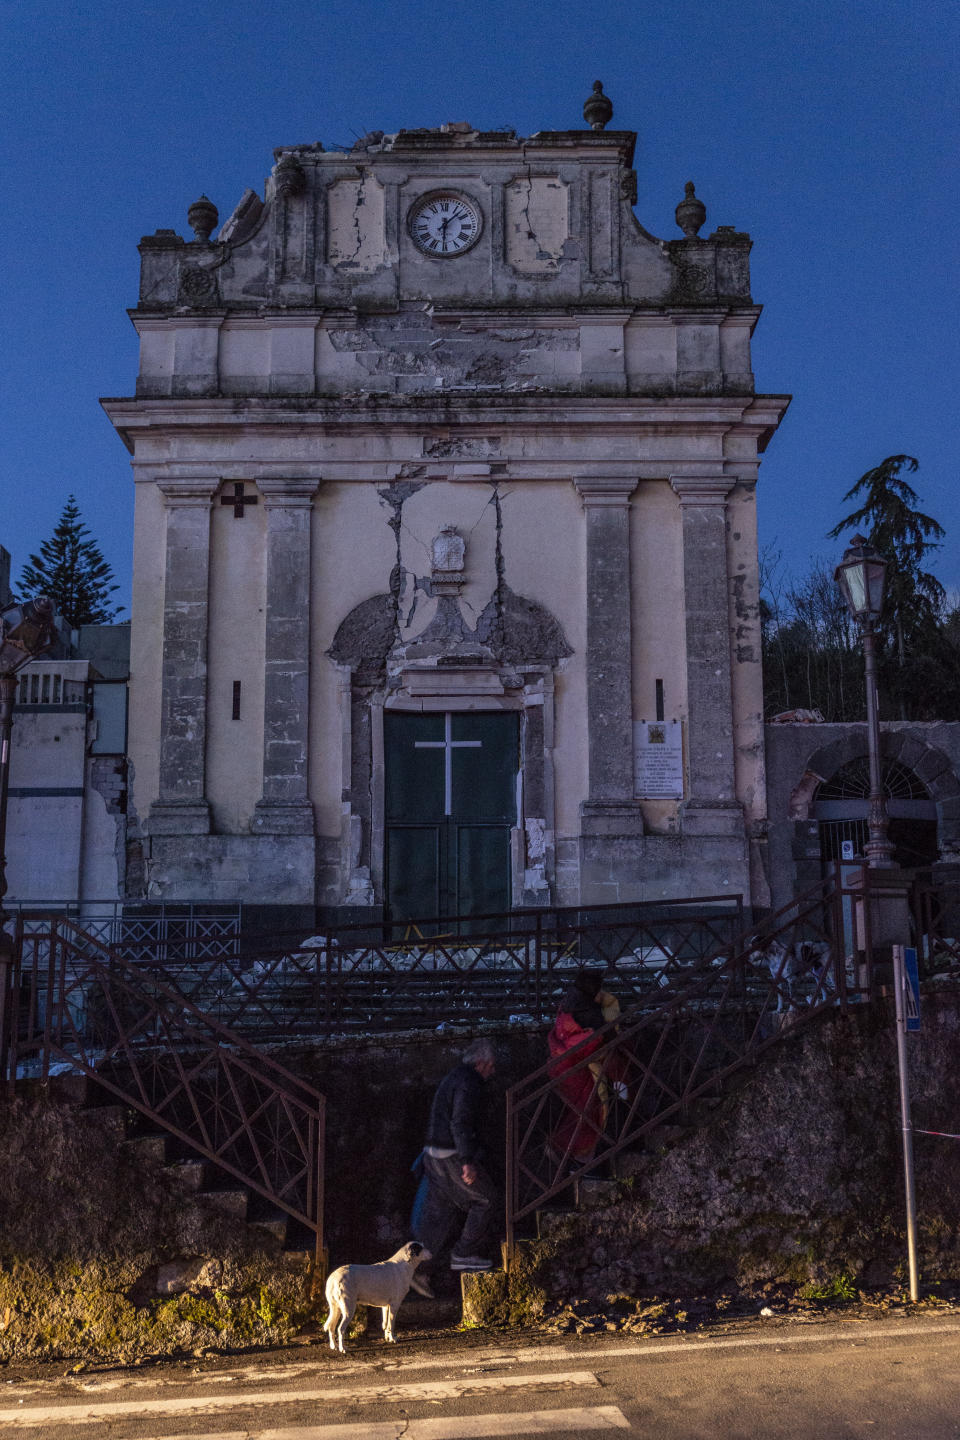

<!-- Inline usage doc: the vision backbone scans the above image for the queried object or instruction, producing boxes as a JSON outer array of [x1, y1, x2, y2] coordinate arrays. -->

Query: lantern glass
[[835, 537, 888, 623], [841, 560, 869, 616]]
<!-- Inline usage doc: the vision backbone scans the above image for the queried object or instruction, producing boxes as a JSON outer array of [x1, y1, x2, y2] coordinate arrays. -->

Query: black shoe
[[450, 1253, 492, 1272]]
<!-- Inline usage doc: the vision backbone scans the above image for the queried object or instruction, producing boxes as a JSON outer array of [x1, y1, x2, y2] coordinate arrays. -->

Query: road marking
[[0, 1370, 599, 1428], [499, 1318, 960, 1365], [118, 1407, 631, 1438], [15, 1318, 960, 1404]]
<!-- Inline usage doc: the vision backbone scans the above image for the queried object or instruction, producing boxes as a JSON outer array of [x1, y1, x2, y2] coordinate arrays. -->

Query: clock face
[[409, 192, 482, 256]]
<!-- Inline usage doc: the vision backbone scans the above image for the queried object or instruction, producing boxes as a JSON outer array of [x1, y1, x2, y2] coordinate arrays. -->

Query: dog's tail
[[322, 1304, 336, 1334]]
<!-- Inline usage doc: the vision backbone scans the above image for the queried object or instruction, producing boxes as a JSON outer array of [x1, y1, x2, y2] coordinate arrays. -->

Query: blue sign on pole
[[904, 946, 921, 1032]]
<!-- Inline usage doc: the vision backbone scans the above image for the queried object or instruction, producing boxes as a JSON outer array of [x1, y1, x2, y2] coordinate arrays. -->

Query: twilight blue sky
[[1, 0, 957, 613]]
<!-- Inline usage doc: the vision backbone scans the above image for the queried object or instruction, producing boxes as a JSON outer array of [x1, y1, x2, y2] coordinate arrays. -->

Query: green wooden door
[[384, 711, 519, 925]]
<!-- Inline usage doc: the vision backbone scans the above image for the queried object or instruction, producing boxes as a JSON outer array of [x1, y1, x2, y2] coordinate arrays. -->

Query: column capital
[[573, 475, 638, 507], [257, 476, 320, 507], [156, 477, 220, 506], [669, 474, 736, 505]]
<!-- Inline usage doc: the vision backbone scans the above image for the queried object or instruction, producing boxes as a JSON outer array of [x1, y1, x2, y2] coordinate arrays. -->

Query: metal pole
[[0, 670, 16, 943], [892, 943, 919, 1301], [504, 1095, 515, 1269], [862, 621, 894, 867]]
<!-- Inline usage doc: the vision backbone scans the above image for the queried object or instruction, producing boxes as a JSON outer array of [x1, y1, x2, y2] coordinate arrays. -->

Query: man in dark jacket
[[412, 1038, 498, 1288]]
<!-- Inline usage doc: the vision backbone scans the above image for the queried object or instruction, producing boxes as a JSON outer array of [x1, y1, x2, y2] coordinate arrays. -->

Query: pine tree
[[828, 455, 945, 639], [827, 456, 949, 719], [18, 496, 122, 627]]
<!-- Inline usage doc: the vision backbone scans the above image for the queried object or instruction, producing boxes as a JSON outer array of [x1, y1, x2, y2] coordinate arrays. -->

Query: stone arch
[[788, 731, 960, 821], [782, 729, 960, 879]]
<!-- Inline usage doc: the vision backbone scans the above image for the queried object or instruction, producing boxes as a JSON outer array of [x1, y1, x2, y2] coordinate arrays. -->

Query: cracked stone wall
[[133, 124, 755, 401], [114, 108, 784, 914]]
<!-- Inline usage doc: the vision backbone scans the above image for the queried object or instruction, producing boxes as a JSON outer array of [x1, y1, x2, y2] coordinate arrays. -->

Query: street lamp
[[834, 534, 894, 868], [0, 596, 58, 961]]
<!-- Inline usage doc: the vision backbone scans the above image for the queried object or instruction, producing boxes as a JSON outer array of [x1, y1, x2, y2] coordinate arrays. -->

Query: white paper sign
[[634, 719, 684, 799]]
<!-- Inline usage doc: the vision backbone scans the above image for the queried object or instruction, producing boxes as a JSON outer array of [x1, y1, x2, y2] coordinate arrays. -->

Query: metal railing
[[2, 917, 324, 1264], [11, 902, 241, 959], [31, 894, 743, 1040], [505, 873, 855, 1255], [911, 869, 960, 977]]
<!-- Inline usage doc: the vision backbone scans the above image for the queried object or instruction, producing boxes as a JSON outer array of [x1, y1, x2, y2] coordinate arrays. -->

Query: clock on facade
[[408, 192, 482, 256]]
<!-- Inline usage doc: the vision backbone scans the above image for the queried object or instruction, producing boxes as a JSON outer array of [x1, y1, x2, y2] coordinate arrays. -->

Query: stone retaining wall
[[466, 993, 960, 1326]]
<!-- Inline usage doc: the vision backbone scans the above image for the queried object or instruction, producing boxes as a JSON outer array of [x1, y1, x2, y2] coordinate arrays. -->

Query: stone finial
[[583, 80, 613, 131], [275, 152, 306, 198], [675, 181, 706, 238], [187, 195, 218, 243]]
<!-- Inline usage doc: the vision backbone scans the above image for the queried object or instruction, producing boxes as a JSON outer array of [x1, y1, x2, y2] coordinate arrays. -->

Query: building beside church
[[103, 85, 790, 927], [0, 609, 130, 913]]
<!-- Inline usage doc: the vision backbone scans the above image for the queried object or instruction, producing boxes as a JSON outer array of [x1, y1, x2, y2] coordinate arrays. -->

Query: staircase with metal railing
[[6, 869, 954, 1278], [5, 894, 745, 1041], [505, 871, 880, 1258], [0, 891, 749, 1279], [2, 916, 326, 1265]]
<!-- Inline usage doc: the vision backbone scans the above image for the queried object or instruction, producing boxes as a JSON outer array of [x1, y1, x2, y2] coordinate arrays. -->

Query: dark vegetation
[[762, 456, 960, 722]]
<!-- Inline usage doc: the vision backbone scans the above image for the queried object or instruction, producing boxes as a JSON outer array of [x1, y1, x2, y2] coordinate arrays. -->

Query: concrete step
[[200, 1187, 249, 1221], [574, 1176, 620, 1209], [248, 1209, 289, 1246], [122, 1132, 168, 1165], [535, 1207, 574, 1239], [17, 1073, 92, 1106], [165, 1157, 207, 1192]]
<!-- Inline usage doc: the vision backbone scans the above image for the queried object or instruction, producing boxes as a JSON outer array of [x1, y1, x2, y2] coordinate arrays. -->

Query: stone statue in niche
[[430, 525, 465, 596]]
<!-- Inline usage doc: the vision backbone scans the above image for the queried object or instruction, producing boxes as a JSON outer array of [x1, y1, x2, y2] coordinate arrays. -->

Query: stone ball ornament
[[582, 80, 613, 131], [187, 194, 219, 243]]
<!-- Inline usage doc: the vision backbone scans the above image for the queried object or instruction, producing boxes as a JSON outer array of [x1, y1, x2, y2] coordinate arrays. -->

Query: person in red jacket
[[547, 968, 622, 1165]]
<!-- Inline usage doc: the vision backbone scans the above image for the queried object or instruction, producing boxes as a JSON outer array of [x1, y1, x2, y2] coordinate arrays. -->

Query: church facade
[[103, 88, 789, 925]]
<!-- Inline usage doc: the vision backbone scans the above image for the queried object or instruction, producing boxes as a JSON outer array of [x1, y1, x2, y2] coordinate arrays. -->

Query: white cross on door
[[414, 712, 482, 816]]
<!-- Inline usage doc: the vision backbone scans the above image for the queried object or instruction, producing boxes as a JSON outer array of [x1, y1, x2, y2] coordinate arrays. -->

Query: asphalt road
[[3, 1314, 960, 1438]]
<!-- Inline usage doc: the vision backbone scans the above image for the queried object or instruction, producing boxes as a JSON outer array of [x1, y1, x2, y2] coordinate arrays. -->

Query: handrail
[[505, 872, 848, 1256], [49, 896, 746, 1039], [6, 917, 325, 1265]]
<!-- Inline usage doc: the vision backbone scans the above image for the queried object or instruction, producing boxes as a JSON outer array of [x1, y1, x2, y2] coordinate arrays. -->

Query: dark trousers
[[414, 1153, 498, 1260]]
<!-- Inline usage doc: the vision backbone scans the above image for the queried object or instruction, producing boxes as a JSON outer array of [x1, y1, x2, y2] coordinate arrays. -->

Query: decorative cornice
[[156, 477, 220, 505], [574, 474, 638, 507], [257, 476, 320, 507], [669, 474, 736, 506]]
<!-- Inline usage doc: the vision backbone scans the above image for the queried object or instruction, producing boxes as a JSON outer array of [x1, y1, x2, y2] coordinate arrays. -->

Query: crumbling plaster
[[108, 113, 786, 914]]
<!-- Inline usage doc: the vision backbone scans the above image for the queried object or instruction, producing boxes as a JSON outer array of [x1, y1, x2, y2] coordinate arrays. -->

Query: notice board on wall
[[634, 719, 684, 799]]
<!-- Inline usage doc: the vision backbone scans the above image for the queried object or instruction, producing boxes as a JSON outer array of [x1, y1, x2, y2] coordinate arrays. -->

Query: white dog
[[323, 1241, 431, 1353]]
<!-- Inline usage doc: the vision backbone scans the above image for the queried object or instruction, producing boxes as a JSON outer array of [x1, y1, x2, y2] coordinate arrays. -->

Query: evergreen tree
[[18, 496, 122, 627], [761, 459, 958, 723], [827, 455, 945, 715]]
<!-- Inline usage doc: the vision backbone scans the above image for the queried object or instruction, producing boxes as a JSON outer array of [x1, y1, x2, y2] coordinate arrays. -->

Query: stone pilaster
[[148, 479, 217, 835], [252, 477, 317, 835], [670, 474, 742, 837], [574, 473, 643, 864]]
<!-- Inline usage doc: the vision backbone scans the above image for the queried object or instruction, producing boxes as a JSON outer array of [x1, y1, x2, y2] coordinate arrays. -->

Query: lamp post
[[834, 535, 894, 868], [0, 596, 58, 961], [835, 538, 921, 1299]]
